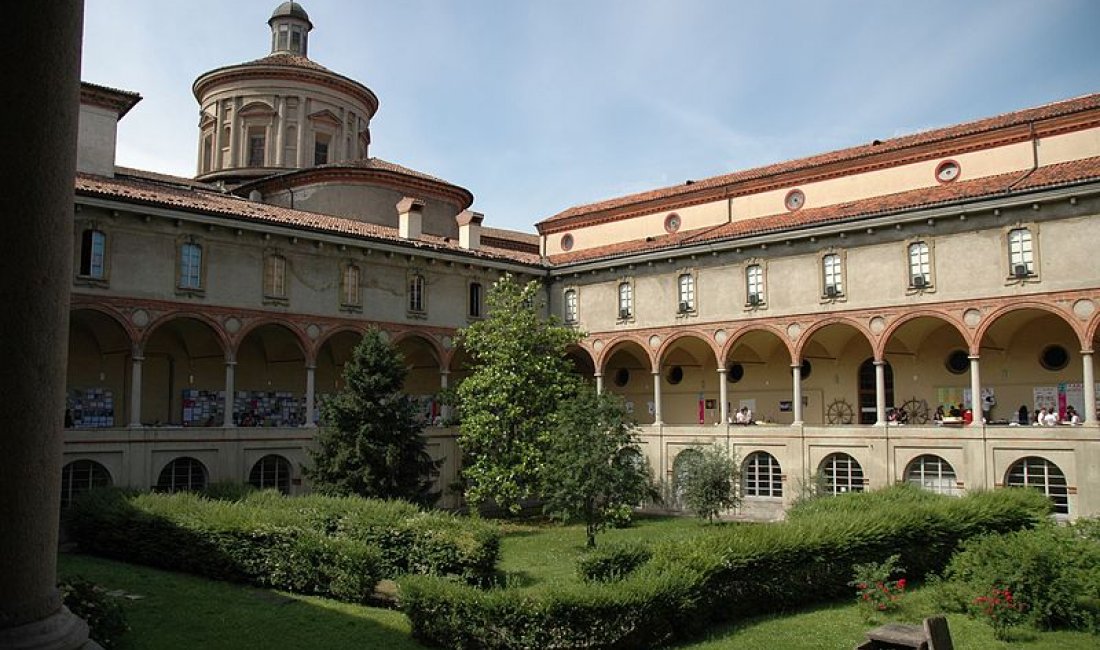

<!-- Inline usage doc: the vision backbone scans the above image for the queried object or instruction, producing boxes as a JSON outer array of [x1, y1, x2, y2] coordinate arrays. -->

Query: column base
[[0, 606, 95, 650]]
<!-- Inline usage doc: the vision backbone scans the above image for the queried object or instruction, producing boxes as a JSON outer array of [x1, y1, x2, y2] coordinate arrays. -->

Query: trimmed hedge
[[577, 542, 653, 583], [67, 489, 381, 602], [400, 487, 1051, 649], [68, 489, 501, 600]]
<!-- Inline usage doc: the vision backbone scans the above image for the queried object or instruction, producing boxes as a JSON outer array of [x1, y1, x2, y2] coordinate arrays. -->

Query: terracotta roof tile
[[542, 93, 1100, 227], [75, 172, 540, 266], [547, 156, 1100, 265], [242, 52, 333, 73]]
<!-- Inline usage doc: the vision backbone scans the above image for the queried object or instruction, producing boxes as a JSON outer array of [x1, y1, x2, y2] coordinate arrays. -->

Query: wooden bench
[[854, 616, 954, 650]]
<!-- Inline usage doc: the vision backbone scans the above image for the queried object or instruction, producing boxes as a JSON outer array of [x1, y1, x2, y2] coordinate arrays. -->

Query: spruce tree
[[306, 328, 440, 506]]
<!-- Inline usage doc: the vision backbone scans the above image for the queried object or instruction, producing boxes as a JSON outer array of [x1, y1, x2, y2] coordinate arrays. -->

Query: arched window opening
[[905, 455, 959, 496], [60, 460, 112, 507], [819, 453, 864, 495], [1006, 456, 1068, 515], [155, 457, 208, 493], [248, 454, 292, 494], [743, 452, 782, 498]]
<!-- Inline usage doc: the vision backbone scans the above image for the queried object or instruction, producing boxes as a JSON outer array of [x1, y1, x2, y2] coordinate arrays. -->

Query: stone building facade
[[64, 2, 1100, 519]]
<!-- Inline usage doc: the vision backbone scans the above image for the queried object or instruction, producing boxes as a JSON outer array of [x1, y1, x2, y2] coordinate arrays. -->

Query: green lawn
[[60, 515, 1100, 649]]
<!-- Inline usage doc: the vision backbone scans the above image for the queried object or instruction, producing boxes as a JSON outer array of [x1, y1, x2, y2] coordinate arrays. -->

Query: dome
[[269, 2, 312, 29]]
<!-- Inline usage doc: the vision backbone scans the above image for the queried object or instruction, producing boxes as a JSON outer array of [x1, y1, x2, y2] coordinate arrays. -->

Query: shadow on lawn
[[59, 553, 428, 650]]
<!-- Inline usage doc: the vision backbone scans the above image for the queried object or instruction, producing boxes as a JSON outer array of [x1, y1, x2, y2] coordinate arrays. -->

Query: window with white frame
[[908, 241, 931, 288], [341, 264, 361, 306], [178, 242, 203, 290], [678, 273, 695, 313], [905, 455, 958, 496], [746, 264, 764, 305], [60, 460, 112, 508], [468, 282, 483, 318], [408, 273, 426, 313], [564, 288, 578, 323], [1006, 456, 1068, 515], [823, 253, 843, 296], [248, 454, 291, 495], [155, 457, 207, 493], [1008, 227, 1034, 276], [264, 253, 287, 299], [79, 229, 107, 279], [617, 281, 633, 320], [743, 451, 783, 498], [820, 453, 864, 495]]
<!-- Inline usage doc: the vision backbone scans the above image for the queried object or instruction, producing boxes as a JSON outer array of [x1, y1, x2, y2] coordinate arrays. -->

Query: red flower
[[897, 578, 907, 590]]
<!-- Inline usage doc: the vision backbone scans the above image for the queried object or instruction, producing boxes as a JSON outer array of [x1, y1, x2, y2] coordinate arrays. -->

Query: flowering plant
[[973, 586, 1026, 640], [849, 554, 907, 615]]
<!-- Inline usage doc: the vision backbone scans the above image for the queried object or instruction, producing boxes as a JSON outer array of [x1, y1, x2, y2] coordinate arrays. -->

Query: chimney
[[456, 210, 484, 250], [397, 196, 425, 240]]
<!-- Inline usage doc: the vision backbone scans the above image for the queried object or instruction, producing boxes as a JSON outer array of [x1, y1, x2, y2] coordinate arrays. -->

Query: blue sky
[[82, 0, 1100, 233]]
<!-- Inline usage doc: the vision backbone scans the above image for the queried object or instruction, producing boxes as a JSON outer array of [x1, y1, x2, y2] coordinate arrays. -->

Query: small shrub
[[59, 577, 129, 649], [677, 444, 739, 522], [973, 585, 1027, 640], [938, 522, 1100, 632], [577, 542, 653, 582], [849, 554, 906, 617]]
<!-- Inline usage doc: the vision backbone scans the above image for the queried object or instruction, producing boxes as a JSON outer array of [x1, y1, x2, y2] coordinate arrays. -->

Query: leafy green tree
[[456, 274, 581, 513], [541, 390, 653, 548], [306, 328, 440, 506], [679, 443, 740, 522]]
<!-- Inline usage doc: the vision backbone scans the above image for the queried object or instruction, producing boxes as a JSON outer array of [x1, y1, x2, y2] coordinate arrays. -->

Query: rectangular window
[[79, 229, 106, 279], [314, 134, 330, 166], [408, 274, 425, 313], [248, 128, 266, 167], [341, 264, 360, 306], [564, 289, 578, 323], [1008, 228, 1033, 275], [264, 255, 286, 298], [618, 282, 633, 319], [468, 282, 482, 318], [908, 242, 930, 286], [823, 254, 843, 295], [747, 264, 764, 304], [277, 24, 289, 51], [179, 243, 202, 289], [678, 273, 695, 312]]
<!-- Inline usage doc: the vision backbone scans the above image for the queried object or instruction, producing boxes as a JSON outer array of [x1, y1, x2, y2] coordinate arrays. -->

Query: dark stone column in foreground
[[0, 2, 91, 648]]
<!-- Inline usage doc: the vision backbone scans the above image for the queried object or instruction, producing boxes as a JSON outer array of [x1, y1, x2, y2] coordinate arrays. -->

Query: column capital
[[440, 369, 450, 376], [1081, 349, 1094, 356], [132, 355, 145, 363], [225, 360, 237, 367], [969, 354, 981, 361], [716, 367, 727, 374], [593, 372, 603, 378], [305, 364, 316, 371], [873, 359, 887, 367]]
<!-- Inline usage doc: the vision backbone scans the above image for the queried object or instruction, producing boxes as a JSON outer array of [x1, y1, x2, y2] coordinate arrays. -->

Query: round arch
[[141, 315, 228, 426], [976, 305, 1082, 422], [599, 337, 656, 424], [314, 328, 364, 397], [248, 454, 293, 494], [393, 332, 446, 423], [141, 311, 230, 355], [903, 454, 959, 495], [67, 308, 135, 428], [1004, 455, 1069, 515], [233, 318, 310, 363], [973, 302, 1083, 354], [880, 313, 970, 425], [60, 459, 112, 507], [742, 450, 783, 498], [795, 320, 877, 426], [154, 456, 208, 493], [722, 326, 797, 425], [658, 332, 719, 425], [235, 322, 309, 427], [876, 310, 971, 359], [595, 335, 654, 374]]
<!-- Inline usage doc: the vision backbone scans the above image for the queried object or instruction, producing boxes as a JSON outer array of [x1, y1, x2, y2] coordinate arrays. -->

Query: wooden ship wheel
[[899, 397, 931, 424], [826, 398, 855, 425]]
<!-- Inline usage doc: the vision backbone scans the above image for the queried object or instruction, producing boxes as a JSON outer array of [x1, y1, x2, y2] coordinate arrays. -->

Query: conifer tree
[[306, 328, 440, 506]]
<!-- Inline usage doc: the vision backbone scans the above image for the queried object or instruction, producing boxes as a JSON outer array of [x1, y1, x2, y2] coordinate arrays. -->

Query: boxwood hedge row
[[400, 487, 1050, 649], [67, 489, 501, 601]]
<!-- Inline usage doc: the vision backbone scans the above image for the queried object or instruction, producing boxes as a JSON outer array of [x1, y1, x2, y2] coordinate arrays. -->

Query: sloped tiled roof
[[546, 156, 1100, 265], [241, 52, 332, 73], [74, 172, 540, 266], [542, 92, 1100, 227]]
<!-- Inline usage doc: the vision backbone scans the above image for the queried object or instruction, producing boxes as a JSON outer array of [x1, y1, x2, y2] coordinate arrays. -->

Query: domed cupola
[[192, 2, 378, 185], [269, 2, 312, 57]]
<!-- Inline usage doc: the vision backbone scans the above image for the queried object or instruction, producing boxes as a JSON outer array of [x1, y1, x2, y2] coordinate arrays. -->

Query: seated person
[[933, 405, 945, 424], [1065, 405, 1081, 425]]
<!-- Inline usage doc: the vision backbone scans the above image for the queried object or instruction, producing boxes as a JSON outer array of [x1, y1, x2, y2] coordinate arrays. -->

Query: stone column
[[0, 1, 91, 647], [128, 354, 143, 428], [652, 371, 663, 426], [594, 373, 603, 395], [969, 355, 983, 426], [228, 97, 240, 167], [274, 96, 286, 167], [1082, 350, 1096, 425], [304, 364, 316, 428], [717, 368, 729, 424], [213, 100, 225, 171], [874, 360, 887, 425], [791, 363, 804, 425], [297, 95, 307, 167], [222, 360, 236, 428], [439, 369, 449, 422]]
